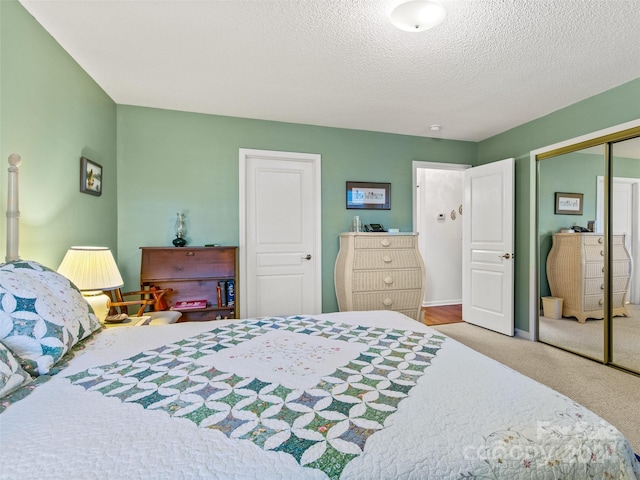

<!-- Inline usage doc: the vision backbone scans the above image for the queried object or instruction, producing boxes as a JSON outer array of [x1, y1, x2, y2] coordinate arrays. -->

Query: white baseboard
[[515, 328, 533, 340], [422, 300, 462, 307]]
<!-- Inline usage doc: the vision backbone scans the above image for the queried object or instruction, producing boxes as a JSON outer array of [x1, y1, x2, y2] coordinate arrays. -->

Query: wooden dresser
[[546, 233, 631, 323], [140, 246, 238, 321], [334, 232, 425, 321]]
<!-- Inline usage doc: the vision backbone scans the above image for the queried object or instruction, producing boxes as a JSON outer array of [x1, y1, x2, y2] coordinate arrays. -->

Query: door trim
[[239, 148, 322, 318], [529, 118, 640, 340]]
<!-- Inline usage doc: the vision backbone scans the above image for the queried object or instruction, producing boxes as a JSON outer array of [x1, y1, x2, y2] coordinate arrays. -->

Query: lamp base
[[172, 237, 187, 247], [83, 291, 110, 323]]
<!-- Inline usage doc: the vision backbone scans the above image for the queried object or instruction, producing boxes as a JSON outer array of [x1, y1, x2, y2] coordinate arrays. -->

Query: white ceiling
[[19, 0, 640, 142]]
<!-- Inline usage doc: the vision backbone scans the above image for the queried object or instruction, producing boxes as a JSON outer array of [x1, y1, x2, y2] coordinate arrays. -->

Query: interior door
[[239, 149, 321, 318], [462, 158, 515, 335]]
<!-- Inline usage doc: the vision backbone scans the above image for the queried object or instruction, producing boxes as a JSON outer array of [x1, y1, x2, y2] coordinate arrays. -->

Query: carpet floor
[[539, 304, 640, 372]]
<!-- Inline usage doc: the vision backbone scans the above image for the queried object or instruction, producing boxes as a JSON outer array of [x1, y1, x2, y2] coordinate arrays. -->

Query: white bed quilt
[[1, 311, 639, 479]]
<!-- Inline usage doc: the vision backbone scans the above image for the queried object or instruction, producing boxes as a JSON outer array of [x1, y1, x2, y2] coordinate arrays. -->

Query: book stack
[[217, 279, 235, 307]]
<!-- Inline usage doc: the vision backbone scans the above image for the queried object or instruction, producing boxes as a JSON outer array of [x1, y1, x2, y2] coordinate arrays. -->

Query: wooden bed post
[[6, 153, 21, 263]]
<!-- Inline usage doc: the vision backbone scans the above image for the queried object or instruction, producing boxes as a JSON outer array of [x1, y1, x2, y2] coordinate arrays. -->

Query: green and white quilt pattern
[[67, 316, 444, 479]]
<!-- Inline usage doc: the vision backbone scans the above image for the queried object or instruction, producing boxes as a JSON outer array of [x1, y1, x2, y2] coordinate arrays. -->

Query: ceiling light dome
[[389, 0, 446, 32]]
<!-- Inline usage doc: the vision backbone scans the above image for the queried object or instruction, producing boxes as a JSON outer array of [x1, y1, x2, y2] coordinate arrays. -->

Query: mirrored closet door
[[537, 128, 640, 375], [610, 136, 640, 373]]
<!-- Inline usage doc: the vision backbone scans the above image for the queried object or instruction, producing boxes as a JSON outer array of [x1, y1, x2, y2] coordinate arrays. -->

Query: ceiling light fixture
[[389, 0, 446, 32]]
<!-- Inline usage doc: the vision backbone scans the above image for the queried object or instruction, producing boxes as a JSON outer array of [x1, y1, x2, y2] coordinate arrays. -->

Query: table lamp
[[57, 246, 124, 322]]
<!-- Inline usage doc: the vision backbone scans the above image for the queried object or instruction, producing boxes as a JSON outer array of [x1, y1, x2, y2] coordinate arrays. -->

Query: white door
[[462, 158, 515, 335], [239, 149, 321, 318], [597, 177, 639, 303]]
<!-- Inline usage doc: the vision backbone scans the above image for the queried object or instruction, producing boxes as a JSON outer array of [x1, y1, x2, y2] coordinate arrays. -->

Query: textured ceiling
[[19, 0, 640, 142]]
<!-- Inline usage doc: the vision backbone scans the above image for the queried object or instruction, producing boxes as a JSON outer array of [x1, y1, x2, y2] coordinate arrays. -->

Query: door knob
[[303, 254, 312, 260], [499, 253, 511, 259]]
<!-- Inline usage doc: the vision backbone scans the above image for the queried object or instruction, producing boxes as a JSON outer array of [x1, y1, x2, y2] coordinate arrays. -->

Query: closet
[[536, 125, 640, 374]]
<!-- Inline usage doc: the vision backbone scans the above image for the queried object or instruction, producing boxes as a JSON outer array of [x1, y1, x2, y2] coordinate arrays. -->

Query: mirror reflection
[[611, 136, 640, 373], [538, 145, 605, 361], [538, 136, 640, 375]]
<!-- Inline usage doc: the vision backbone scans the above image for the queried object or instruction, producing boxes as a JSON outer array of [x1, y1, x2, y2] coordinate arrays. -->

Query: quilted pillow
[[0, 260, 101, 376], [0, 341, 32, 398]]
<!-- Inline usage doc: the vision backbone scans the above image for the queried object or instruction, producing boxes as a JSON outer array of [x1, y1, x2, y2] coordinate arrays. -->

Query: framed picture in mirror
[[554, 192, 583, 215]]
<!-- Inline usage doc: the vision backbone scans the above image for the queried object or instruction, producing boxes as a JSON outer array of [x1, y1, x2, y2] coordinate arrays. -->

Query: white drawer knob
[[600, 250, 604, 256], [380, 239, 391, 247], [383, 255, 392, 263], [384, 276, 393, 285], [383, 298, 393, 306], [598, 237, 603, 244], [600, 284, 605, 290], [599, 298, 604, 306]]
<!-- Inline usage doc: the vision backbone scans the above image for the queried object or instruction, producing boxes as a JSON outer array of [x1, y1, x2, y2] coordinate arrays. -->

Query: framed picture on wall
[[554, 192, 583, 215], [346, 181, 391, 210], [80, 157, 102, 196]]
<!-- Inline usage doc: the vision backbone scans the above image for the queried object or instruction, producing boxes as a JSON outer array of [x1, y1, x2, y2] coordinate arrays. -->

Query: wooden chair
[[106, 287, 182, 325]]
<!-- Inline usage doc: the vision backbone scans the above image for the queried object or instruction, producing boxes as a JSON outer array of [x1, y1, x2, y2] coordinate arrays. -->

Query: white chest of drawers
[[546, 233, 631, 323], [334, 232, 426, 321]]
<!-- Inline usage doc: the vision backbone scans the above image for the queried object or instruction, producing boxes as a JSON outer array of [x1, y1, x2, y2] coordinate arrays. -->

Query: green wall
[[116, 106, 476, 311], [478, 78, 640, 331], [0, 0, 117, 269]]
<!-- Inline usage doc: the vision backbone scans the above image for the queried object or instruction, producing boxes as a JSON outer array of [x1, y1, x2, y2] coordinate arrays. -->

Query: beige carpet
[[539, 304, 640, 372], [431, 322, 640, 454]]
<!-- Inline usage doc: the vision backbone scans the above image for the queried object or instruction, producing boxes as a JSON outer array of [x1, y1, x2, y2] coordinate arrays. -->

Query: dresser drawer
[[352, 269, 423, 292], [584, 246, 605, 262], [584, 292, 626, 311], [584, 244, 629, 262], [584, 235, 625, 246], [353, 290, 423, 311], [141, 247, 236, 280], [583, 236, 605, 246], [583, 294, 604, 311], [353, 250, 421, 270], [584, 279, 605, 295], [613, 260, 632, 277], [584, 276, 629, 295], [354, 236, 415, 250], [584, 260, 630, 278], [584, 262, 604, 278]]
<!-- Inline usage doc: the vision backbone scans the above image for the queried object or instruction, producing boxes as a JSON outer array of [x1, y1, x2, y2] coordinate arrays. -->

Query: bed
[[1, 155, 639, 479]]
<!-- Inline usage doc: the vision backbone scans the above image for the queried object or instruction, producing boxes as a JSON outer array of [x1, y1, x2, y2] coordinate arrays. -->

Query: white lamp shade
[[389, 0, 446, 32], [57, 246, 124, 292]]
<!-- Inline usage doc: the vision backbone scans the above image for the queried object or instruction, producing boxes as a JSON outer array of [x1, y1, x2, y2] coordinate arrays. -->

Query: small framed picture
[[554, 192, 583, 215], [80, 157, 102, 196], [346, 181, 391, 210]]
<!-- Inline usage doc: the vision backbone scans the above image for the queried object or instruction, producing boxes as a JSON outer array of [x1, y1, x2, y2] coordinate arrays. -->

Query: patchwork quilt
[[1, 311, 639, 479]]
